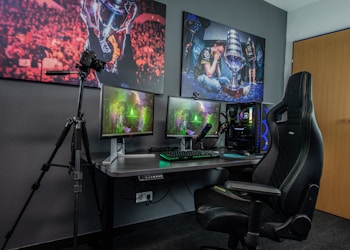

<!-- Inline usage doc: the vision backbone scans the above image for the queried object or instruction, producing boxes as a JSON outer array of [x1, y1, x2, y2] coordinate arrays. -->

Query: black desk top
[[91, 152, 262, 178]]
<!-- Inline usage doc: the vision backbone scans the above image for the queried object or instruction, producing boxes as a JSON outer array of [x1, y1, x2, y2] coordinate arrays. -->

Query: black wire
[[123, 137, 134, 145], [181, 138, 186, 149], [117, 137, 134, 153], [150, 181, 174, 204]]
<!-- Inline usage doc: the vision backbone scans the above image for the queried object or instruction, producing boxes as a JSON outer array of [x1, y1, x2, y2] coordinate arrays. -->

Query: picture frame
[[0, 0, 166, 94], [181, 11, 265, 102]]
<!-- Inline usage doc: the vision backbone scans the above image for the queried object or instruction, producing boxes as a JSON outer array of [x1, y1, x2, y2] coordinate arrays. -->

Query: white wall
[[284, 0, 350, 84]]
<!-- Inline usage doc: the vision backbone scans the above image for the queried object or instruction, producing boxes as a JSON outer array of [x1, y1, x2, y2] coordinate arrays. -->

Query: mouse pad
[[221, 153, 263, 160], [221, 153, 247, 159]]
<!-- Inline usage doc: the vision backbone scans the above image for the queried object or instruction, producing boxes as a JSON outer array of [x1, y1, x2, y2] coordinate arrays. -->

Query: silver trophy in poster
[[224, 29, 244, 88]]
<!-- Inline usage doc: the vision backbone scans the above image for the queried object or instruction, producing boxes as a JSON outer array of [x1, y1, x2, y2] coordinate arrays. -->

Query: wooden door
[[292, 28, 350, 219]]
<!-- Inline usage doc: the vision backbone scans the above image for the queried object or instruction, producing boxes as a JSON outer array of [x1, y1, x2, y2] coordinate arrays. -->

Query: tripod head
[[45, 50, 106, 118], [76, 50, 106, 81], [45, 50, 106, 80], [75, 50, 106, 118]]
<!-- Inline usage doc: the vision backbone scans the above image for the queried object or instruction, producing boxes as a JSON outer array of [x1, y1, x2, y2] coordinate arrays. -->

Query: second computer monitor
[[165, 96, 221, 139]]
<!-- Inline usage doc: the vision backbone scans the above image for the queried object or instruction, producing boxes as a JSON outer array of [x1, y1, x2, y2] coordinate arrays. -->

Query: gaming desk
[[91, 153, 262, 250]]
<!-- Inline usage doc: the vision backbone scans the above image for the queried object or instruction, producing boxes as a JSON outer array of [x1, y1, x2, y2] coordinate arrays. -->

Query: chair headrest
[[284, 71, 311, 109]]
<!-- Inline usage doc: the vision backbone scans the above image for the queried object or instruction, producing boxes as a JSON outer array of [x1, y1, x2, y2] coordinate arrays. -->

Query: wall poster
[[0, 0, 166, 94], [181, 11, 265, 102]]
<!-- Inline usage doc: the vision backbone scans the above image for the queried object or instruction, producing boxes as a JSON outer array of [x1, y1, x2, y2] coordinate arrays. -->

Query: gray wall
[[0, 0, 286, 248]]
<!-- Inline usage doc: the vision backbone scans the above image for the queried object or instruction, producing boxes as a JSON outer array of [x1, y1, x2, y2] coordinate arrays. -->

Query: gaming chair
[[194, 71, 324, 249]]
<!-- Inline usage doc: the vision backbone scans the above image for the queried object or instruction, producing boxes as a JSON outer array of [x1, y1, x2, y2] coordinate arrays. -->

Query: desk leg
[[101, 175, 114, 250]]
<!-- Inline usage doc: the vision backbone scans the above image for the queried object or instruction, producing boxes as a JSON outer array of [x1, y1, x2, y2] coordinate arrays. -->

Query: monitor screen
[[100, 85, 155, 138], [165, 96, 221, 138]]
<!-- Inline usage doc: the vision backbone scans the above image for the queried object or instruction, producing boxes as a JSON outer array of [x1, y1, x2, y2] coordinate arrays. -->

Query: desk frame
[[92, 153, 260, 250]]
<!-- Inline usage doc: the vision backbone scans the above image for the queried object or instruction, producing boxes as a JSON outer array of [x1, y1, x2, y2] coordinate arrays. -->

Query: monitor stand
[[180, 138, 193, 151], [102, 138, 155, 165]]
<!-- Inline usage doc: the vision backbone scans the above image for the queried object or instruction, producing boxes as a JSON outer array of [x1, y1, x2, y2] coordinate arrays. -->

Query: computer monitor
[[165, 96, 221, 149], [99, 84, 155, 163]]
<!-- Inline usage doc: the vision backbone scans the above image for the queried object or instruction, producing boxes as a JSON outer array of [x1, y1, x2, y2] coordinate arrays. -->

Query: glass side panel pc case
[[99, 84, 155, 139], [225, 102, 261, 153], [165, 96, 221, 138]]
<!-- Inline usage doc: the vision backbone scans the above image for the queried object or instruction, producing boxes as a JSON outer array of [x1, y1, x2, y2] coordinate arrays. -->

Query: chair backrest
[[252, 71, 323, 218]]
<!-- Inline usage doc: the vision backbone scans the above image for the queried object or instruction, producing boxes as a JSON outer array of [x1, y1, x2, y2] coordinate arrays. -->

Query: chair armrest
[[224, 181, 281, 198], [224, 181, 281, 247]]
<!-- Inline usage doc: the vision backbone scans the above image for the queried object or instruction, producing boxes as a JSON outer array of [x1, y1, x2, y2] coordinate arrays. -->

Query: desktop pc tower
[[225, 102, 274, 154]]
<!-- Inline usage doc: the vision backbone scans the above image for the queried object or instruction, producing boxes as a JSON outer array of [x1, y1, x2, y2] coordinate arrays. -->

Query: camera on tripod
[[79, 50, 105, 73]]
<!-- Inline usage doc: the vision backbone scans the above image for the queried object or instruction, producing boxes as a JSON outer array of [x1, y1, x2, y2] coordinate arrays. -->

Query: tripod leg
[[1, 167, 48, 250], [81, 121, 103, 222], [1, 119, 73, 250], [72, 120, 83, 250]]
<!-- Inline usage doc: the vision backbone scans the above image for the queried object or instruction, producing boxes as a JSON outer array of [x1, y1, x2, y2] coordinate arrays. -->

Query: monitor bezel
[[99, 84, 155, 139]]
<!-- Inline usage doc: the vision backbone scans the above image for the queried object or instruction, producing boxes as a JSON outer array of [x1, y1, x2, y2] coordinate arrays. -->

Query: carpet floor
[[58, 209, 350, 250]]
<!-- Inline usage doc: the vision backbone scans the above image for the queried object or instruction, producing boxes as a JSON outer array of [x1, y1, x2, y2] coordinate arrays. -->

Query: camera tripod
[[1, 65, 102, 250]]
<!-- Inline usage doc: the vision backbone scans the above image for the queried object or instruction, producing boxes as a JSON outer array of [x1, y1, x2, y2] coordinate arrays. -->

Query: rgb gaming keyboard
[[159, 150, 220, 161]]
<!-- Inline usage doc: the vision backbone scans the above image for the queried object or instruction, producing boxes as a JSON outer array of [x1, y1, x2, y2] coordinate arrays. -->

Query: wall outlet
[[136, 191, 153, 203]]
